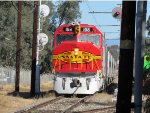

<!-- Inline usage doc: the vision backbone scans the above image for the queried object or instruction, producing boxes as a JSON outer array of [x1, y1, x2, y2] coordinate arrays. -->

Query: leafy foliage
[[0, 1, 81, 73], [144, 97, 150, 113], [0, 2, 17, 67], [57, 1, 81, 26], [143, 46, 150, 111], [49, 1, 81, 32], [143, 79, 150, 95], [147, 16, 150, 36], [143, 38, 150, 111], [40, 1, 81, 73]]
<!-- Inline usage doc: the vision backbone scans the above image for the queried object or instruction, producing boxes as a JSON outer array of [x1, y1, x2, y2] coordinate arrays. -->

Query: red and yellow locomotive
[[52, 23, 116, 94]]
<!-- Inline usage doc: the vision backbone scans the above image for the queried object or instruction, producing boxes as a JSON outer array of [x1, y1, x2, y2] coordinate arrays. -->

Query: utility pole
[[31, 1, 39, 96], [116, 1, 136, 113], [134, 1, 147, 113], [15, 1, 22, 92], [34, 0, 42, 95]]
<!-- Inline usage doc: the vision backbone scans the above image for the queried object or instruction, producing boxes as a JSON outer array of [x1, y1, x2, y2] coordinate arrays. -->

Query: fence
[[0, 67, 53, 85]]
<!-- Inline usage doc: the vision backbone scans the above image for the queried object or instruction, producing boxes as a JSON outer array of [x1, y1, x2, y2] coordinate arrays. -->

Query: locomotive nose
[[70, 78, 81, 88]]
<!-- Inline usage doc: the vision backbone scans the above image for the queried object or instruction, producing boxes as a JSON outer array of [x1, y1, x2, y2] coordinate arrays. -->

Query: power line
[[89, 11, 111, 13], [104, 32, 120, 33], [106, 38, 120, 40], [96, 25, 120, 27], [84, 0, 101, 28]]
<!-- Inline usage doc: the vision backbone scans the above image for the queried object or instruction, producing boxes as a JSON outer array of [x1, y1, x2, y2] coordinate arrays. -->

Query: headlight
[[74, 48, 79, 55]]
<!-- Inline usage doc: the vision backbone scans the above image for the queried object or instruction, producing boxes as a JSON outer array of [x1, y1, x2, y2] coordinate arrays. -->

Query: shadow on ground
[[7, 90, 55, 99], [106, 83, 118, 94]]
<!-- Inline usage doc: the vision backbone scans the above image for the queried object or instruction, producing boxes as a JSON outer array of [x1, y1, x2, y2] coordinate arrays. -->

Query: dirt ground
[[0, 77, 118, 113], [0, 82, 53, 113]]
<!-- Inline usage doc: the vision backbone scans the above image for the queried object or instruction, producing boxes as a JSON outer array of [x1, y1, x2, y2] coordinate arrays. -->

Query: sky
[[79, 1, 150, 46]]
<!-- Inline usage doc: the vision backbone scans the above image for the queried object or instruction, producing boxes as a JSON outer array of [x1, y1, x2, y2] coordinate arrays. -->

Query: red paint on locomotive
[[52, 24, 103, 73]]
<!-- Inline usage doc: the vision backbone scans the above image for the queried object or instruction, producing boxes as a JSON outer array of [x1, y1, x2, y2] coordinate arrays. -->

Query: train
[[52, 23, 117, 94]]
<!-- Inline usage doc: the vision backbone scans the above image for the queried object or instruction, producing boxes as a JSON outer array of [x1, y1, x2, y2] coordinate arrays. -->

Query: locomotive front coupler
[[70, 78, 82, 88]]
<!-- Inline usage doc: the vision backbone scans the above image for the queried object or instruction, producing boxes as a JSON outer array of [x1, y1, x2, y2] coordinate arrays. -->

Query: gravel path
[[38, 97, 82, 111], [26, 92, 116, 113]]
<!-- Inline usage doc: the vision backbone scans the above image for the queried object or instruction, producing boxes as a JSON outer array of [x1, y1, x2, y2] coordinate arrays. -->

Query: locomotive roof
[[55, 23, 102, 34]]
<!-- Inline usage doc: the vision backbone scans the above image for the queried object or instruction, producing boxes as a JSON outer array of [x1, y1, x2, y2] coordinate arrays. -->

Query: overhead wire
[[84, 0, 101, 29], [85, 1, 121, 45]]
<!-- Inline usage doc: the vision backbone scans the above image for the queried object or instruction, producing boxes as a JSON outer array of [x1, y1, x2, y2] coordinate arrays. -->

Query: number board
[[63, 27, 93, 32], [63, 27, 74, 32], [81, 27, 93, 32]]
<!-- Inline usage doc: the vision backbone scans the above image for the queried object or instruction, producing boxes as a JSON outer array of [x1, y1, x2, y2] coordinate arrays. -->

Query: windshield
[[78, 34, 100, 46], [56, 34, 76, 45]]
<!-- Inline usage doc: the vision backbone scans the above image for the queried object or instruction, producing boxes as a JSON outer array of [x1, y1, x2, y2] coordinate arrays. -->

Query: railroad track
[[73, 106, 116, 113], [36, 95, 92, 113], [14, 96, 63, 113], [15, 95, 92, 113], [15, 93, 116, 113]]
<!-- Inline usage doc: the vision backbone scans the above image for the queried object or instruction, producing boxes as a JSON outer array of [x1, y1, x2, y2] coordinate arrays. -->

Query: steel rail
[[73, 106, 115, 113], [14, 96, 63, 113], [63, 95, 92, 113]]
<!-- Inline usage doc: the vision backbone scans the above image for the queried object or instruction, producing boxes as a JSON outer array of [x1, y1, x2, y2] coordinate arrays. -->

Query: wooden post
[[31, 1, 39, 96], [116, 1, 136, 113], [15, 1, 22, 92]]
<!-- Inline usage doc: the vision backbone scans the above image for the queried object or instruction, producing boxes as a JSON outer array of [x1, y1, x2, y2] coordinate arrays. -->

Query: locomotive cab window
[[78, 34, 100, 46], [56, 34, 76, 46]]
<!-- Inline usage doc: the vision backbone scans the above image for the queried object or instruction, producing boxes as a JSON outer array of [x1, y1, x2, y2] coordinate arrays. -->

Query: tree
[[0, 1, 35, 69], [0, 2, 17, 67], [49, 1, 81, 32], [143, 16, 150, 113], [147, 16, 150, 36], [39, 1, 81, 73], [0, 1, 81, 73], [57, 1, 81, 26]]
